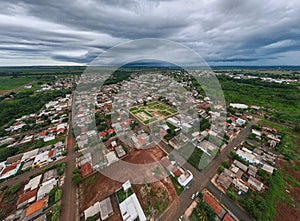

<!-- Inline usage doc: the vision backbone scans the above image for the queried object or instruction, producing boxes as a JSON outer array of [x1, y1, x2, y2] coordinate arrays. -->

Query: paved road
[[158, 119, 257, 221], [60, 109, 77, 221], [206, 181, 254, 221]]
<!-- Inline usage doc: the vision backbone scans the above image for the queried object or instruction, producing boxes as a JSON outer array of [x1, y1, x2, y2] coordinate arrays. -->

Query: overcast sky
[[0, 0, 300, 66]]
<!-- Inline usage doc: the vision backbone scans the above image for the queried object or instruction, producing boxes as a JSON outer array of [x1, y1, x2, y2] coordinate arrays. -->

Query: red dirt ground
[[275, 138, 300, 221], [0, 182, 25, 219], [79, 145, 177, 220]]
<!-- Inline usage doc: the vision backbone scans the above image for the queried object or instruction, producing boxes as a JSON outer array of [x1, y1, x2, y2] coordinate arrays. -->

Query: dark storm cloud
[[0, 0, 300, 65]]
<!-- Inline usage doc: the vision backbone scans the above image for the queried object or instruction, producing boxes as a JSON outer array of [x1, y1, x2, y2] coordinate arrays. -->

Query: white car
[[191, 193, 196, 200]]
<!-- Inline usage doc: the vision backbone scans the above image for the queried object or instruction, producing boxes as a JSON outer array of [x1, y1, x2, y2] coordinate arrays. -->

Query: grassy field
[[0, 76, 37, 91], [218, 76, 300, 123]]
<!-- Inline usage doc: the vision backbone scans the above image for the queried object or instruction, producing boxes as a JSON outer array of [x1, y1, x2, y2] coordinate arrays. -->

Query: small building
[[178, 170, 193, 187], [37, 178, 57, 200], [262, 163, 275, 174], [99, 197, 114, 220], [203, 193, 226, 218], [105, 151, 119, 166], [80, 162, 93, 178], [248, 176, 264, 191], [217, 173, 233, 190], [223, 213, 235, 221], [115, 146, 126, 158], [24, 175, 42, 192], [24, 196, 48, 221], [233, 160, 248, 172], [21, 149, 39, 162], [236, 149, 256, 164], [252, 129, 262, 137], [167, 117, 180, 128], [119, 193, 147, 221], [42, 169, 58, 182], [233, 178, 249, 193], [229, 103, 248, 109], [17, 189, 38, 209], [32, 151, 49, 168], [236, 118, 246, 126], [0, 160, 21, 179], [84, 201, 101, 220], [248, 165, 258, 177]]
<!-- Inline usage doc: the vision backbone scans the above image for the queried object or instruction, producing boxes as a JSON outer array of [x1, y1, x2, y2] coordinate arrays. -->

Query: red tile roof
[[1, 161, 19, 175], [48, 150, 54, 158], [203, 193, 222, 215], [137, 135, 146, 146], [80, 162, 92, 178], [26, 196, 48, 217], [39, 130, 47, 137], [17, 189, 38, 205], [99, 131, 107, 138], [172, 167, 182, 177], [108, 128, 115, 134], [223, 213, 235, 221]]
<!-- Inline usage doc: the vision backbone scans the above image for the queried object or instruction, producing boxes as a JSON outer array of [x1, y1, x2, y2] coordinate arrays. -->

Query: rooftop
[[203, 193, 222, 215], [25, 196, 48, 217]]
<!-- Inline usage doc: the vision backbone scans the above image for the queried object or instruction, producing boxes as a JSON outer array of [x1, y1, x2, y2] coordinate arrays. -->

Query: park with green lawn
[[129, 101, 178, 125]]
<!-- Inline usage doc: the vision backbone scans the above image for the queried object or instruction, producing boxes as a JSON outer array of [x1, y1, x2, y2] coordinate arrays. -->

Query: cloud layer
[[0, 0, 300, 66]]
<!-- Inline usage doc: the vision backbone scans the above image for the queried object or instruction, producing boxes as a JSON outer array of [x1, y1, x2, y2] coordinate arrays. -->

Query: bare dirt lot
[[276, 160, 300, 221], [133, 177, 178, 220], [79, 145, 178, 220], [0, 182, 25, 220]]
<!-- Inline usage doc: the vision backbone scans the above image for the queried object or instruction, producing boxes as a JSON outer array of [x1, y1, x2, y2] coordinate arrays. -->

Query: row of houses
[[217, 145, 277, 194], [5, 168, 60, 221], [0, 141, 65, 179]]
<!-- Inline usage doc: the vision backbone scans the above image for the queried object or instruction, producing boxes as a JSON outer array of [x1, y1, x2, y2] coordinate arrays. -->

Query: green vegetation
[[187, 148, 204, 170], [116, 187, 133, 203], [200, 118, 211, 131], [191, 200, 216, 221], [7, 183, 21, 194], [259, 120, 299, 161], [51, 201, 61, 221], [103, 70, 132, 85], [130, 101, 177, 125], [0, 89, 71, 129], [44, 162, 65, 176], [239, 170, 288, 221], [0, 76, 37, 91], [170, 175, 184, 195], [48, 186, 62, 208], [72, 168, 81, 185], [218, 75, 300, 124], [0, 185, 8, 191]]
